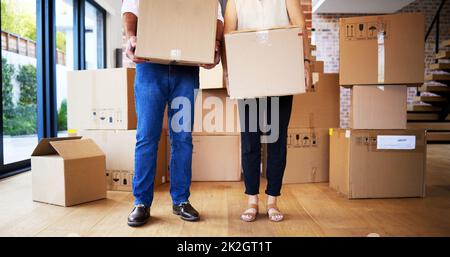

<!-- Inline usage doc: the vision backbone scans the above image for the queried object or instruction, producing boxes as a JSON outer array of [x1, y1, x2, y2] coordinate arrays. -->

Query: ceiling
[[312, 0, 416, 14]]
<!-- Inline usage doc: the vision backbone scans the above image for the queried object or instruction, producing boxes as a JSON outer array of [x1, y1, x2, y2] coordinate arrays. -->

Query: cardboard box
[[311, 61, 324, 73], [290, 73, 340, 128], [351, 85, 407, 129], [135, 0, 218, 65], [339, 13, 425, 85], [67, 68, 136, 130], [167, 135, 241, 181], [283, 128, 329, 184], [193, 89, 240, 135], [225, 26, 305, 98], [31, 137, 106, 207], [78, 130, 167, 191], [200, 62, 225, 89], [329, 129, 426, 199]]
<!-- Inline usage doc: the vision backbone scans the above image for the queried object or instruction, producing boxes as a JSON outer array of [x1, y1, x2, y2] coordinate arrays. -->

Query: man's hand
[[201, 40, 221, 70], [125, 36, 145, 64], [304, 61, 312, 92]]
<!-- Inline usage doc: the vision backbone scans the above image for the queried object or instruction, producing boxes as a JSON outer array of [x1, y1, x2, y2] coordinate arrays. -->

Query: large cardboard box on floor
[[31, 137, 106, 207], [329, 129, 426, 199], [225, 26, 305, 98], [78, 130, 167, 191], [200, 62, 225, 89], [67, 68, 136, 130], [193, 89, 240, 135], [290, 73, 340, 128], [167, 135, 241, 181], [339, 13, 425, 86], [135, 0, 218, 65], [351, 85, 407, 129], [283, 128, 330, 184]]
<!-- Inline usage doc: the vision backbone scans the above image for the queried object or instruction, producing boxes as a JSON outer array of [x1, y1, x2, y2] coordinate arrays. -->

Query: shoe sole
[[173, 210, 200, 222], [127, 220, 148, 227]]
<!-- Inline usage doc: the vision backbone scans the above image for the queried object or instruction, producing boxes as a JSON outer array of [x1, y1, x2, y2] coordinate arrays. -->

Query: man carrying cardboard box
[[122, 0, 224, 227]]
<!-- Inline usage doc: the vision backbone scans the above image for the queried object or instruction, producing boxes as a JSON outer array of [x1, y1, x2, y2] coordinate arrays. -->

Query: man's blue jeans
[[133, 62, 199, 207]]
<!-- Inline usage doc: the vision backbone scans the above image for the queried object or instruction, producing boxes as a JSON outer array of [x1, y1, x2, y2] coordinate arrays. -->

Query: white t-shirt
[[121, 0, 224, 23], [235, 0, 290, 30]]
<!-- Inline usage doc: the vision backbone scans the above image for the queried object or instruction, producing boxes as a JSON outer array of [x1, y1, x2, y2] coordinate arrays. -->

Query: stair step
[[442, 39, 450, 48], [407, 122, 450, 131], [427, 131, 450, 142], [436, 51, 450, 59], [429, 63, 450, 71], [419, 85, 450, 93], [408, 105, 442, 112], [407, 112, 450, 121], [425, 73, 450, 82], [415, 95, 448, 103]]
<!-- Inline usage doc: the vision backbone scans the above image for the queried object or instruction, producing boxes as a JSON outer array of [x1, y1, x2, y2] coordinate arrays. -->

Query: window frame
[[0, 0, 108, 178]]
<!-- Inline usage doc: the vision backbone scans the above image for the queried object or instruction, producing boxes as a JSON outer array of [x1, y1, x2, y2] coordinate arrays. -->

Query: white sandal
[[241, 204, 259, 222], [267, 204, 284, 222]]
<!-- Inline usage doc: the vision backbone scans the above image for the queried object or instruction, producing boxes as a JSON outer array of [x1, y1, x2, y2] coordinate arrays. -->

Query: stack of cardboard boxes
[[68, 68, 167, 192], [330, 13, 427, 199], [283, 71, 341, 184]]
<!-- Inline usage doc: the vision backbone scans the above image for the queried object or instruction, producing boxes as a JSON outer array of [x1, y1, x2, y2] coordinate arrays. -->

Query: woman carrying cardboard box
[[224, 0, 312, 222]]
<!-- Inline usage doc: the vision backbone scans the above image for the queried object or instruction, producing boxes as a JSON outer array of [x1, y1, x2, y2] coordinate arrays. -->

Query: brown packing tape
[[377, 20, 386, 84]]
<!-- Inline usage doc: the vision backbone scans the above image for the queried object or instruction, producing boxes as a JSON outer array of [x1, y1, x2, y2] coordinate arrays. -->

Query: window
[[1, 0, 38, 165], [85, 0, 105, 70], [56, 0, 75, 135], [1, 0, 107, 178]]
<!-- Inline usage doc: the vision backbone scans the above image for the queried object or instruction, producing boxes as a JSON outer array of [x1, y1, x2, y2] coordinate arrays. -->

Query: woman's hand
[[201, 40, 222, 70], [125, 36, 146, 64]]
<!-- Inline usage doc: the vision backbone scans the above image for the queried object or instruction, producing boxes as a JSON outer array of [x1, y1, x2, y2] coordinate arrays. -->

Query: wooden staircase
[[408, 38, 450, 143]]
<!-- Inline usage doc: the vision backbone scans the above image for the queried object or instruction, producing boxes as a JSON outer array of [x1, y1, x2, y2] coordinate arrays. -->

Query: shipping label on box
[[376, 135, 416, 150]]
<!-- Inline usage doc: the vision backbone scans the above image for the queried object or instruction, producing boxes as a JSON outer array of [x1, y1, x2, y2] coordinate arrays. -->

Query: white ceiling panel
[[313, 0, 416, 14]]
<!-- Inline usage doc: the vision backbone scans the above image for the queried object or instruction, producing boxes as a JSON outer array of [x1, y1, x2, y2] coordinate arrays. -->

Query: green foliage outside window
[[1, 0, 66, 52], [58, 99, 68, 132], [16, 64, 37, 106], [2, 59, 38, 136]]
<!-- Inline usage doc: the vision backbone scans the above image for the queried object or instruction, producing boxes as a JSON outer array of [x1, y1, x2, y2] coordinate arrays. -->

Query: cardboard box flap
[[49, 138, 105, 160], [31, 137, 82, 157]]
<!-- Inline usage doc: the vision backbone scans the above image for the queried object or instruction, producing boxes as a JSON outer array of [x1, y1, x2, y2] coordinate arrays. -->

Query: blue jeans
[[133, 62, 199, 207]]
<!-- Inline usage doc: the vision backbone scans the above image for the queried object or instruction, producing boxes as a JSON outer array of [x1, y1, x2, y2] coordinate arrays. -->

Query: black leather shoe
[[127, 204, 150, 227], [173, 202, 200, 222]]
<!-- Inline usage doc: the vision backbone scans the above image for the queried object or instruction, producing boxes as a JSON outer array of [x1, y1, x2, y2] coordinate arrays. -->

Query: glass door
[[1, 0, 38, 167]]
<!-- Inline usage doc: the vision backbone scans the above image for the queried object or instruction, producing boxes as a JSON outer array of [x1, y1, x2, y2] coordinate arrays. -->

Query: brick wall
[[313, 0, 450, 128]]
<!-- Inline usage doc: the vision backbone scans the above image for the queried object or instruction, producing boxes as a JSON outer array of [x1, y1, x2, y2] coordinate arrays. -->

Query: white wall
[[94, 0, 123, 68]]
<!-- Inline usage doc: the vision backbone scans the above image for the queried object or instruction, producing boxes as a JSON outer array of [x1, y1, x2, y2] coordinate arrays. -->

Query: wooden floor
[[1, 145, 450, 237]]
